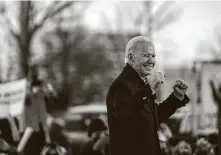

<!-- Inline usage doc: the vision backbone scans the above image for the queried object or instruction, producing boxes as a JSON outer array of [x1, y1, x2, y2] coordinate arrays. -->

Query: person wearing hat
[[80, 118, 108, 155], [106, 36, 190, 155]]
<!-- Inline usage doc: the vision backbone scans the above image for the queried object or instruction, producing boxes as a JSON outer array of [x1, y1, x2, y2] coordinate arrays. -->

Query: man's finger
[[155, 72, 165, 77], [175, 87, 187, 95], [179, 82, 188, 89], [175, 80, 181, 86]]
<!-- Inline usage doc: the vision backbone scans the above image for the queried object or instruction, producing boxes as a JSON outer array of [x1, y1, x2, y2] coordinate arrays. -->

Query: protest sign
[[0, 78, 27, 118]]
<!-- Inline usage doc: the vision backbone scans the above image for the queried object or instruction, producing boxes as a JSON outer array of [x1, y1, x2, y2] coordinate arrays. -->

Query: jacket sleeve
[[107, 82, 154, 121], [157, 92, 190, 123]]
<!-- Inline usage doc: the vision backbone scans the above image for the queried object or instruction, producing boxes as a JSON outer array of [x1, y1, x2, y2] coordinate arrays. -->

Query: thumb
[[174, 86, 182, 94]]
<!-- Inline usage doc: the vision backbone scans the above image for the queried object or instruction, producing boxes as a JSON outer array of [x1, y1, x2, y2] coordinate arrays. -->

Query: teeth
[[144, 64, 153, 66], [143, 64, 153, 67]]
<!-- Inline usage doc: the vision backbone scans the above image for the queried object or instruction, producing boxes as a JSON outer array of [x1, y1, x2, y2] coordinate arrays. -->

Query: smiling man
[[106, 36, 190, 155]]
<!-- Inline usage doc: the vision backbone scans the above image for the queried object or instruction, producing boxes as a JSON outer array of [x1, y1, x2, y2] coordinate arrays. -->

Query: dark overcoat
[[106, 64, 190, 155]]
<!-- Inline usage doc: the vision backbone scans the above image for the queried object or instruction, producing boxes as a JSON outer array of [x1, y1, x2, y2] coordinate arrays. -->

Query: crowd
[[79, 117, 219, 155], [0, 113, 219, 155], [0, 65, 65, 155]]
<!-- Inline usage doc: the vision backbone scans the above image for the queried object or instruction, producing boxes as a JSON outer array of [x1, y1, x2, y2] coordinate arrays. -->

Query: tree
[[0, 1, 90, 80], [41, 26, 114, 108]]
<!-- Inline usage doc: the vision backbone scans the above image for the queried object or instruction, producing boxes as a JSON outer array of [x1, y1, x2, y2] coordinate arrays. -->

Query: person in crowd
[[41, 142, 67, 155], [194, 138, 215, 155], [106, 36, 190, 155], [173, 141, 192, 155], [158, 123, 173, 155], [209, 72, 221, 105], [209, 73, 221, 155], [159, 123, 173, 141], [0, 129, 18, 155], [158, 133, 170, 155], [80, 118, 109, 155], [23, 65, 53, 155], [0, 112, 20, 147]]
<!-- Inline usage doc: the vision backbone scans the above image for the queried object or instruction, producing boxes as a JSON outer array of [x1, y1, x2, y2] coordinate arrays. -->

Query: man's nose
[[148, 56, 154, 61], [147, 58, 155, 64]]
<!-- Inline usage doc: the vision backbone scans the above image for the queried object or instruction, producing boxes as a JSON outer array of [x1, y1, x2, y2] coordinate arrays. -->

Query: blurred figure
[[0, 113, 20, 147], [80, 118, 108, 155], [209, 72, 221, 105], [106, 36, 190, 155], [23, 65, 54, 155], [0, 129, 18, 155], [194, 138, 215, 155], [41, 142, 67, 155], [209, 73, 221, 155], [49, 120, 67, 149], [159, 123, 173, 141], [158, 132, 170, 155], [173, 141, 192, 155], [158, 123, 173, 155]]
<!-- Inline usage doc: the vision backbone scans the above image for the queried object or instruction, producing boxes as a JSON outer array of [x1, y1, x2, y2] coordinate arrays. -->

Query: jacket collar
[[122, 63, 146, 86]]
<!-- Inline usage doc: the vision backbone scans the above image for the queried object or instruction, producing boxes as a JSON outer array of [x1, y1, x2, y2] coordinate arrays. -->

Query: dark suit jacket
[[106, 64, 190, 155]]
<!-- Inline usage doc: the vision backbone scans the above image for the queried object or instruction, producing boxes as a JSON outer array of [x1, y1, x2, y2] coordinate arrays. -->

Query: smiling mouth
[[143, 62, 154, 67]]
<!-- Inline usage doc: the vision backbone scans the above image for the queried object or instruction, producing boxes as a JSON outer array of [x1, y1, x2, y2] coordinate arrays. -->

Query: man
[[106, 36, 190, 155]]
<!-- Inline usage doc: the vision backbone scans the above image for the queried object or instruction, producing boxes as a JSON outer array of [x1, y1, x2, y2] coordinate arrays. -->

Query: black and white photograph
[[0, 1, 220, 155]]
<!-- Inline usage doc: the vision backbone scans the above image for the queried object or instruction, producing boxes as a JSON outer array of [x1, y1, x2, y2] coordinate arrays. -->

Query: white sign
[[179, 62, 221, 135], [0, 78, 27, 118], [179, 110, 218, 135]]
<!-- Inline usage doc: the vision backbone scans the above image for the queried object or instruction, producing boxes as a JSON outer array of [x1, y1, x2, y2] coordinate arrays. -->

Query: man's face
[[131, 43, 156, 77]]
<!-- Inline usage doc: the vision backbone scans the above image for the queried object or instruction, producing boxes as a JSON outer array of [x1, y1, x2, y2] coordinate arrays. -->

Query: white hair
[[124, 36, 153, 63]]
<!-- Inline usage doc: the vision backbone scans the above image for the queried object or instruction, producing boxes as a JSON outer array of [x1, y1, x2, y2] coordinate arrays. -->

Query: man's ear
[[128, 53, 134, 62]]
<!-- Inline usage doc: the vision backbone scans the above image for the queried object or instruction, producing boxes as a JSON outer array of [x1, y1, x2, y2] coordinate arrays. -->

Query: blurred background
[[0, 1, 221, 155]]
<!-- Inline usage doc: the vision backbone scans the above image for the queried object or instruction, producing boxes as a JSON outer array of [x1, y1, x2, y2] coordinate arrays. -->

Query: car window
[[64, 112, 107, 131], [65, 119, 87, 131]]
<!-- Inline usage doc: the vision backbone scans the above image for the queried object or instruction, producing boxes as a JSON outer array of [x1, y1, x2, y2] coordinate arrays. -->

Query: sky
[[83, 1, 221, 67]]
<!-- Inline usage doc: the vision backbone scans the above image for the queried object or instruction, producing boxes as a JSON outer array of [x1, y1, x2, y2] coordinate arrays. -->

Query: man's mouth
[[143, 62, 154, 67]]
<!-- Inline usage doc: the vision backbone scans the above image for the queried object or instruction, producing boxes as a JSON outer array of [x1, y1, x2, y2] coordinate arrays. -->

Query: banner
[[179, 109, 218, 135], [0, 78, 27, 118]]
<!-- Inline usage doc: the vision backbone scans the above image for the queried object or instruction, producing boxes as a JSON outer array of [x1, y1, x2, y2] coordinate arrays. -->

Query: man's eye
[[143, 54, 150, 57]]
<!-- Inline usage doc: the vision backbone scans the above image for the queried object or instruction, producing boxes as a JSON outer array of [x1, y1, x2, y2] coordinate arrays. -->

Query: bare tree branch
[[154, 8, 182, 31], [31, 1, 75, 35], [152, 1, 175, 22], [28, 1, 36, 19], [0, 15, 21, 49]]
